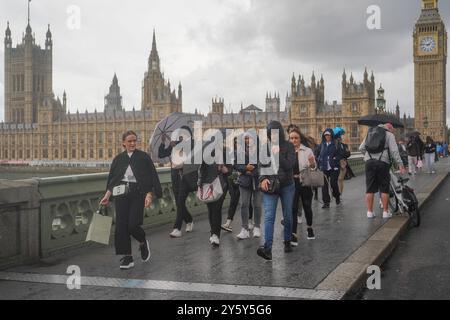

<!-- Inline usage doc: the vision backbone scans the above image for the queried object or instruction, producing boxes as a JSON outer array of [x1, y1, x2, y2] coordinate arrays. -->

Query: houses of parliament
[[1, 0, 445, 164]]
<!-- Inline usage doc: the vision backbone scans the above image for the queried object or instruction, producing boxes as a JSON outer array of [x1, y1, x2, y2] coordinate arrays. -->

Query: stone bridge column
[[0, 179, 40, 270]]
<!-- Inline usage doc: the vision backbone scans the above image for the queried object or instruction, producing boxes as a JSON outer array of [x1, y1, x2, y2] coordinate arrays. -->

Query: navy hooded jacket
[[316, 128, 344, 171]]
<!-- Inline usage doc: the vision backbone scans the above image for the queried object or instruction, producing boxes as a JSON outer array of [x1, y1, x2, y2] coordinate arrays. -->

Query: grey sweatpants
[[239, 187, 262, 229]]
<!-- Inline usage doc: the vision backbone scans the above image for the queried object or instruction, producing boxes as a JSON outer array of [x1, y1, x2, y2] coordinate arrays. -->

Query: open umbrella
[[358, 114, 404, 128], [149, 112, 200, 164], [405, 130, 421, 137]]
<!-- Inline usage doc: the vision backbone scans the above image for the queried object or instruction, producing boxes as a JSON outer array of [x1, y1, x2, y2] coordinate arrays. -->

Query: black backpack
[[365, 127, 386, 155]]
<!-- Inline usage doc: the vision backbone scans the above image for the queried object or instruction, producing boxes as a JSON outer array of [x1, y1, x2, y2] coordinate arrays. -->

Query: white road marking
[[0, 271, 344, 300]]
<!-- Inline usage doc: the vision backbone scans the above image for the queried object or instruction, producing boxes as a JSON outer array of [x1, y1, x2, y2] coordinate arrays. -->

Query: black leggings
[[207, 184, 228, 237], [292, 182, 314, 233], [322, 169, 340, 204], [114, 191, 146, 255], [174, 177, 194, 230]]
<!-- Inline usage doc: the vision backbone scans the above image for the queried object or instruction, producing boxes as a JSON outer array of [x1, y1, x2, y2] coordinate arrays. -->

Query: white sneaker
[[210, 234, 220, 246], [169, 229, 182, 238], [221, 219, 233, 232], [248, 219, 254, 230], [383, 211, 392, 219], [253, 227, 261, 238], [185, 222, 194, 233], [236, 228, 250, 240], [297, 216, 303, 224], [367, 211, 375, 219]]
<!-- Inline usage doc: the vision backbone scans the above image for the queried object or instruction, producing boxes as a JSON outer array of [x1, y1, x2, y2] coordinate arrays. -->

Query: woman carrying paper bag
[[100, 130, 162, 270]]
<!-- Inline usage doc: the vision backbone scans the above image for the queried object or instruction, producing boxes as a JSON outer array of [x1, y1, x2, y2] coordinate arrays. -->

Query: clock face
[[420, 36, 436, 53]]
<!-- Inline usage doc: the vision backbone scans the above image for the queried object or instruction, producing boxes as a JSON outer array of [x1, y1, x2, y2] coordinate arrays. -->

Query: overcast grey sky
[[0, 0, 449, 123]]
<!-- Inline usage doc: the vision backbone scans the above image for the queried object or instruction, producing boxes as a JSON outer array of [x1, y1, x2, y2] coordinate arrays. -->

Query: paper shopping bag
[[86, 207, 112, 245]]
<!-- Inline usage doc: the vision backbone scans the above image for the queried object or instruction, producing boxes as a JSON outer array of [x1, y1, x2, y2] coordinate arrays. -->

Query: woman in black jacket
[[100, 130, 162, 269], [197, 137, 232, 247], [257, 121, 296, 261]]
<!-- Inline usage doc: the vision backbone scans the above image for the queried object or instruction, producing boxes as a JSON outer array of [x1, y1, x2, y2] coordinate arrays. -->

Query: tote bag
[[197, 176, 224, 203], [86, 206, 113, 245], [300, 168, 325, 188]]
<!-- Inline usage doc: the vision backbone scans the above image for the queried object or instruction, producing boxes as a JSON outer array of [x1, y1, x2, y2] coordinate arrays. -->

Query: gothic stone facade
[[1, 27, 181, 163], [1, 16, 420, 163]]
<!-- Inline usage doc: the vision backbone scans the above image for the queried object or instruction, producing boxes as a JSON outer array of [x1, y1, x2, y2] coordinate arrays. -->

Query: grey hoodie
[[359, 125, 403, 166]]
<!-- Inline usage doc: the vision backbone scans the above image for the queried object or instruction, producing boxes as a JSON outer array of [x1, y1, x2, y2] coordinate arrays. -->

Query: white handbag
[[112, 183, 129, 197], [197, 176, 224, 203]]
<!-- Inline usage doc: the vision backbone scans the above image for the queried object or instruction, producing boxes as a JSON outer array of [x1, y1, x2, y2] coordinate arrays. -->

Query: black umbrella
[[405, 130, 421, 137], [358, 114, 404, 128]]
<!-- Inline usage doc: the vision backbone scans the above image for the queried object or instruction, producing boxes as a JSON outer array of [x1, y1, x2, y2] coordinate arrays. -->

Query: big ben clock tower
[[414, 0, 447, 141]]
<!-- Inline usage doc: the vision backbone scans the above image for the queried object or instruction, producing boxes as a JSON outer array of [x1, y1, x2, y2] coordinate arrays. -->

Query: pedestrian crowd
[[99, 123, 446, 268]]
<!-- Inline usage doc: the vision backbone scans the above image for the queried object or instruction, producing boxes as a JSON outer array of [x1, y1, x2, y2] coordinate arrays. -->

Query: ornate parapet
[[36, 168, 214, 258], [347, 155, 365, 175]]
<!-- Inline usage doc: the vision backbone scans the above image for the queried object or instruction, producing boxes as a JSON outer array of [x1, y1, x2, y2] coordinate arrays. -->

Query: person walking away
[[316, 129, 344, 209], [235, 133, 262, 240], [100, 130, 162, 269], [359, 124, 406, 219], [406, 136, 420, 175], [334, 128, 351, 195], [289, 129, 317, 244], [397, 138, 409, 169], [257, 121, 296, 261], [424, 136, 437, 174]]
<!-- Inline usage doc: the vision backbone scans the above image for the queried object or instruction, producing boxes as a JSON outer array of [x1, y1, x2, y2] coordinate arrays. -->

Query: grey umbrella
[[149, 112, 201, 164]]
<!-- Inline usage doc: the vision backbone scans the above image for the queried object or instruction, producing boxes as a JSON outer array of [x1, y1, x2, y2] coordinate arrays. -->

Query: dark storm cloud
[[1, 0, 449, 124], [192, 0, 449, 71]]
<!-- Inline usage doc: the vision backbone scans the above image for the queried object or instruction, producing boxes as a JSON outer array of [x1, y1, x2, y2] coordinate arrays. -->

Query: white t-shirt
[[122, 152, 137, 183]]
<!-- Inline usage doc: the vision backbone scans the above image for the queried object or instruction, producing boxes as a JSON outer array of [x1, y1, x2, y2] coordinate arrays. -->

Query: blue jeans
[[262, 183, 295, 249]]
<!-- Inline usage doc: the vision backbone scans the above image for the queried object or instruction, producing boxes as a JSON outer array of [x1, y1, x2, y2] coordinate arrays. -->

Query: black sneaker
[[119, 256, 134, 270], [307, 228, 316, 240], [322, 203, 330, 209], [257, 246, 272, 261], [140, 240, 151, 262], [291, 233, 298, 247], [284, 241, 293, 253], [284, 241, 292, 253], [336, 198, 341, 206]]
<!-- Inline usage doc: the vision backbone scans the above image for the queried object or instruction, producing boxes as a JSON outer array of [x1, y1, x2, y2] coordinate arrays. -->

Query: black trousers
[[322, 169, 340, 204], [171, 168, 182, 203], [174, 177, 194, 230], [114, 190, 146, 255], [207, 184, 228, 238], [226, 182, 253, 220], [292, 182, 314, 233]]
